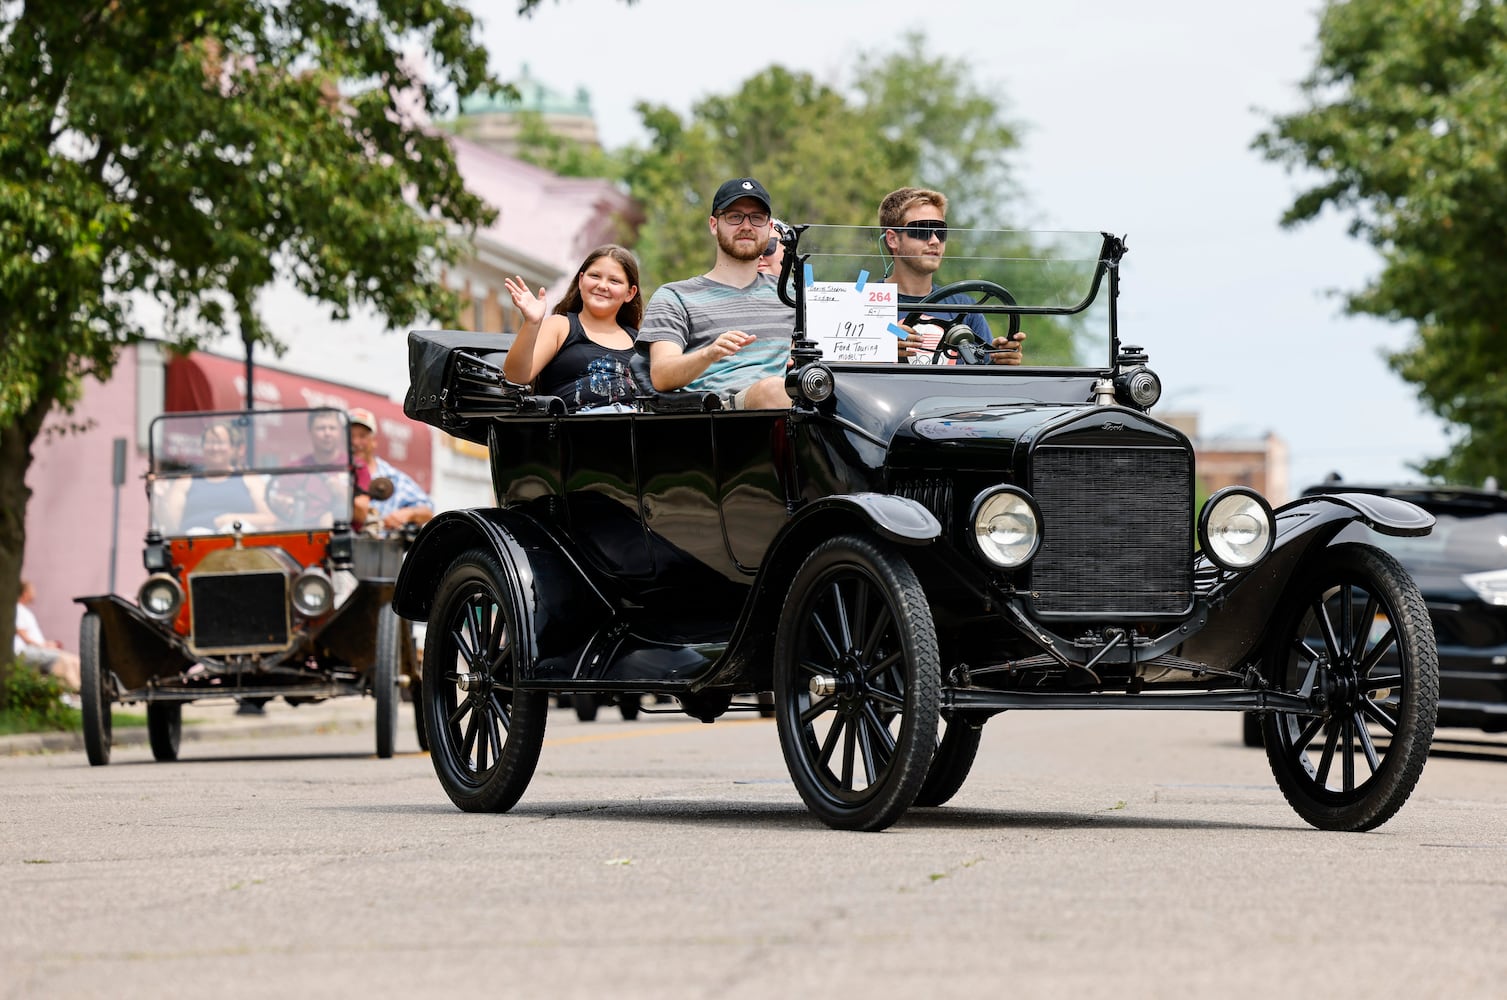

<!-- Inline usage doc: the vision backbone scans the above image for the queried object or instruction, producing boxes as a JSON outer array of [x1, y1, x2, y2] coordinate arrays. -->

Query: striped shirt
[[638, 274, 794, 396]]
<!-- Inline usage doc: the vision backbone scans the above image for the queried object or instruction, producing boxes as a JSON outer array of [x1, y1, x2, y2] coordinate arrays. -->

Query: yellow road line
[[544, 717, 769, 747]]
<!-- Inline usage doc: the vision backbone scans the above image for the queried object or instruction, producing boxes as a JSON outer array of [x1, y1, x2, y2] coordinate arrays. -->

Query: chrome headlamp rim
[[291, 567, 335, 618], [968, 485, 1042, 569], [1198, 486, 1275, 571], [137, 572, 184, 621]]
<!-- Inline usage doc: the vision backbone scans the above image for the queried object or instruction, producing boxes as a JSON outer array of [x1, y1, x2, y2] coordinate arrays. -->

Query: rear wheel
[[1263, 543, 1437, 832], [147, 702, 182, 762], [373, 607, 401, 758], [79, 612, 113, 767], [423, 551, 548, 812], [618, 695, 640, 721], [574, 696, 599, 722], [775, 535, 939, 831]]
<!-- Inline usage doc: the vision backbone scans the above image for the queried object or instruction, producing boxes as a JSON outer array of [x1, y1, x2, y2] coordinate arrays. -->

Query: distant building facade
[[1164, 412, 1290, 505]]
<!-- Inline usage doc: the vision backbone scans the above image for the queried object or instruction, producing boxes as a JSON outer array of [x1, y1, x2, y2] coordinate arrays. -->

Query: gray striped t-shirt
[[638, 274, 794, 396]]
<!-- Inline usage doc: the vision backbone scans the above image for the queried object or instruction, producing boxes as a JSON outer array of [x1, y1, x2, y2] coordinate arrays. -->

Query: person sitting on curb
[[14, 579, 82, 704]]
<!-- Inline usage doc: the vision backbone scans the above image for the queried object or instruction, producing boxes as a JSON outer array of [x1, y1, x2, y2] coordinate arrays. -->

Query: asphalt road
[[5, 702, 1507, 1000]]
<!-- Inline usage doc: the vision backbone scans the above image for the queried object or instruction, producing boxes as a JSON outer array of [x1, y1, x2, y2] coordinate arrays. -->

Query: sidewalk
[[0, 695, 378, 756]]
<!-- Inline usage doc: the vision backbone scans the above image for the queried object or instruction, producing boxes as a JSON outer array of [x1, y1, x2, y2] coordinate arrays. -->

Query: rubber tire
[[774, 535, 939, 831], [574, 696, 600, 722], [1262, 542, 1438, 832], [79, 612, 112, 767], [913, 718, 984, 807], [374, 606, 401, 758], [146, 702, 182, 762], [618, 695, 640, 721], [423, 550, 548, 812], [1241, 711, 1263, 748]]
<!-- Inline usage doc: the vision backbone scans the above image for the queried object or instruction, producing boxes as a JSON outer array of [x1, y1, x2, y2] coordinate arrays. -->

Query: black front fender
[[1179, 494, 1434, 670]]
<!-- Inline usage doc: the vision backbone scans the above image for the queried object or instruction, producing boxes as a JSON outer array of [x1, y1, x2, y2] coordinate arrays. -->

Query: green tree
[[1255, 0, 1507, 482], [514, 35, 1025, 293], [0, 2, 498, 679]]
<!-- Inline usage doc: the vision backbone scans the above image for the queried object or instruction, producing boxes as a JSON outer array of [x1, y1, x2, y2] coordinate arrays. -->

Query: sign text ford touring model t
[[395, 225, 1439, 832]]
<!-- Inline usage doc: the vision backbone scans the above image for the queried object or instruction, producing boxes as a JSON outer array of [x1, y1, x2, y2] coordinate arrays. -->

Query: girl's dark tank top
[[536, 312, 641, 410]]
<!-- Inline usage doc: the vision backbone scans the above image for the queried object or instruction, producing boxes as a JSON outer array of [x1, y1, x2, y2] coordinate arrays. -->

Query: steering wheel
[[901, 279, 1021, 365]]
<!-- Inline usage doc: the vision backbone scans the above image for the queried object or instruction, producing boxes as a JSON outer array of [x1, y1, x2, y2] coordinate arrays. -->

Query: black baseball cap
[[711, 177, 772, 216]]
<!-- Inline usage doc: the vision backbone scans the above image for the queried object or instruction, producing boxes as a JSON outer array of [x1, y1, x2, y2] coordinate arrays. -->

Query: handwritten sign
[[804, 281, 899, 362]]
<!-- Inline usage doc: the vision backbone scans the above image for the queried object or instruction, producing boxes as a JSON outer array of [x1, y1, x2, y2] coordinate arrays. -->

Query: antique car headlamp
[[138, 573, 184, 621], [291, 568, 335, 617], [786, 363, 834, 406], [970, 486, 1041, 568], [1199, 487, 1274, 570], [1114, 366, 1162, 410]]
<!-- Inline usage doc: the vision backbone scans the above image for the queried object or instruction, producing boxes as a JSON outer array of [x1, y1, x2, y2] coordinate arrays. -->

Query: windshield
[[148, 409, 354, 535], [1367, 511, 1507, 575], [787, 226, 1115, 368]]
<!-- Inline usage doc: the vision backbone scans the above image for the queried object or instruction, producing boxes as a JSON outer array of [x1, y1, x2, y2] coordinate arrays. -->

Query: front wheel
[[423, 551, 548, 812], [79, 612, 113, 767], [147, 702, 182, 762], [774, 535, 939, 831], [373, 607, 401, 758], [1263, 542, 1438, 832], [913, 716, 983, 807]]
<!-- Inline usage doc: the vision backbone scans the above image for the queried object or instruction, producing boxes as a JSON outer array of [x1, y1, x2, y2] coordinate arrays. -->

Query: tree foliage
[[518, 32, 1024, 292], [1255, 0, 1507, 482], [0, 1, 499, 672]]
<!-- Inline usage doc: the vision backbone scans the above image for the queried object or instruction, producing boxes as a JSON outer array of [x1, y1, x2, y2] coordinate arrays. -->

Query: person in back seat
[[503, 245, 644, 413]]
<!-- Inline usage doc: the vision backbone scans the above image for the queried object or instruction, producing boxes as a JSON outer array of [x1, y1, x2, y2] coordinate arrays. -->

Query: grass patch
[[1, 661, 146, 735]]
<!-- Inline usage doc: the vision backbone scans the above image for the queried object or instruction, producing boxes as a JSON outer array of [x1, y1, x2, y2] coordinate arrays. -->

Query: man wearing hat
[[348, 407, 434, 530], [638, 177, 794, 409]]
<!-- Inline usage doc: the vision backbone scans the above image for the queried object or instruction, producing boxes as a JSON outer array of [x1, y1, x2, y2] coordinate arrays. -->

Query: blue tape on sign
[[804, 263, 813, 287], [886, 323, 908, 339], [856, 270, 869, 292]]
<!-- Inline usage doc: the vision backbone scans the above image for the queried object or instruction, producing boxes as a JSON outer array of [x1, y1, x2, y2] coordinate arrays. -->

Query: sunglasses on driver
[[898, 219, 948, 242]]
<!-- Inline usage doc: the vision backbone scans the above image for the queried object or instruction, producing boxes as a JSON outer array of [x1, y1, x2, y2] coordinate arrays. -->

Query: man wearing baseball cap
[[637, 177, 794, 409], [348, 407, 434, 529]]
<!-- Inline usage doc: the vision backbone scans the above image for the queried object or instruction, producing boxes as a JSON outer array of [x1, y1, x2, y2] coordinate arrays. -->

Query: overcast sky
[[465, 0, 1452, 492]]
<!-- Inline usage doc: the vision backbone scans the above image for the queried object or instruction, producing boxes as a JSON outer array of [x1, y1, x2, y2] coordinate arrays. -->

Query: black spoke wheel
[[618, 695, 640, 721], [373, 606, 401, 758], [574, 696, 599, 722], [79, 611, 113, 767], [423, 551, 547, 812], [774, 535, 939, 831], [146, 702, 182, 762], [913, 716, 983, 807], [1263, 542, 1438, 832]]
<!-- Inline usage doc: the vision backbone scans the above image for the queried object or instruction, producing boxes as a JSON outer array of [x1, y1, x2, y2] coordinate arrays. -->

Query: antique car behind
[[395, 225, 1439, 832], [75, 407, 421, 765]]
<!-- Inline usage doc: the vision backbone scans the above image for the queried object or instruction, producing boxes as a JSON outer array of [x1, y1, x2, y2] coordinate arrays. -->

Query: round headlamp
[[1199, 487, 1275, 570], [1114, 366, 1162, 409], [138, 573, 184, 621], [970, 487, 1041, 568], [291, 568, 335, 617]]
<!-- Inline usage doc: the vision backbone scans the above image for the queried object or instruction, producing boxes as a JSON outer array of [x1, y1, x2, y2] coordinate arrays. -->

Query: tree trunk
[[0, 391, 53, 690]]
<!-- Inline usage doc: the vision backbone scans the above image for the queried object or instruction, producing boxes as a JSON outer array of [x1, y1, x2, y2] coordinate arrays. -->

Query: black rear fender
[[393, 508, 616, 677]]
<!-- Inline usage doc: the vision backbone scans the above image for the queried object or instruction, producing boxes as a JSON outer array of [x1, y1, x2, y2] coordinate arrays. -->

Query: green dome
[[459, 64, 593, 118]]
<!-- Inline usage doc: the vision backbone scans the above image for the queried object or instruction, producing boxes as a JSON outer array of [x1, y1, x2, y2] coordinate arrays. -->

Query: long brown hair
[[552, 244, 643, 329]]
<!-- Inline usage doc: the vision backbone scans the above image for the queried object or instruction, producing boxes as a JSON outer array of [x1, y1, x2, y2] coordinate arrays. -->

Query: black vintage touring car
[[394, 225, 1438, 832], [75, 408, 422, 765]]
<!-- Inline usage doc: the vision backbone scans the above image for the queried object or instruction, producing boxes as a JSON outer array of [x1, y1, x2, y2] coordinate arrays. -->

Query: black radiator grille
[[1029, 446, 1193, 615], [891, 475, 954, 532], [190, 572, 289, 649]]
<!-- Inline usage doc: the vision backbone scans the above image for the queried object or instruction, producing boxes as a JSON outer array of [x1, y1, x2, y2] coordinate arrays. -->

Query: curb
[[0, 708, 374, 757]]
